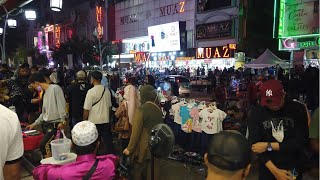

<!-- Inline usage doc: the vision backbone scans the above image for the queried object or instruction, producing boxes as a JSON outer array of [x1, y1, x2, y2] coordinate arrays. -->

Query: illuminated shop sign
[[44, 25, 54, 33], [96, 6, 103, 39], [134, 52, 151, 62], [148, 22, 181, 52], [176, 57, 195, 60], [55, 26, 61, 48], [279, 36, 320, 50], [196, 44, 236, 59], [120, 13, 137, 25], [196, 20, 234, 40], [160, 1, 185, 17], [37, 31, 43, 52]]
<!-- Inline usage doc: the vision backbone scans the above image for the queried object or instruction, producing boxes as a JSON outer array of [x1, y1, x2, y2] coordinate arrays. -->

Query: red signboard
[[96, 6, 103, 39]]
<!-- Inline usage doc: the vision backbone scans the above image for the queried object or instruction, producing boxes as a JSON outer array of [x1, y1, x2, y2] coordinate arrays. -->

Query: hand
[[123, 149, 130, 156], [26, 124, 36, 130], [252, 142, 268, 154], [272, 168, 292, 180], [57, 122, 65, 130], [31, 98, 39, 104]]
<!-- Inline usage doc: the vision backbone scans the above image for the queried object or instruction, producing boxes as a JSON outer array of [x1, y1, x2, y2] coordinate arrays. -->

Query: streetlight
[[0, 28, 3, 35], [50, 0, 63, 12], [25, 10, 36, 20], [7, 19, 17, 28]]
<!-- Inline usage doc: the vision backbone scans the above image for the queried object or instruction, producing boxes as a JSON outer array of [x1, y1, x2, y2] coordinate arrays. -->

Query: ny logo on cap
[[266, 89, 273, 97]]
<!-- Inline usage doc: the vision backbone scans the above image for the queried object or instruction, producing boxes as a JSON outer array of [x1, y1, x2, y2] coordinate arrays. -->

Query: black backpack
[[108, 88, 119, 109]]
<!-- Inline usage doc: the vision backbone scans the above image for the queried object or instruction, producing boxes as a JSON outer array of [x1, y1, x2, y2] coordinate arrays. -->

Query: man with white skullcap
[[33, 121, 119, 180]]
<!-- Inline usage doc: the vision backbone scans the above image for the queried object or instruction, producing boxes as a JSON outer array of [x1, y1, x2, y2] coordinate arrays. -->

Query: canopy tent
[[244, 49, 289, 69]]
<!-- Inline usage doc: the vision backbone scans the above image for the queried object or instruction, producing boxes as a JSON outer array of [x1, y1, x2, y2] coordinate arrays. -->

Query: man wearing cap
[[66, 70, 92, 129], [33, 121, 119, 180], [248, 79, 309, 180], [204, 130, 252, 180]]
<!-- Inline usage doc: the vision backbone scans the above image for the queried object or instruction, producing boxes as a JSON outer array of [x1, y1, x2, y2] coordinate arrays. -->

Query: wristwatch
[[267, 142, 273, 152]]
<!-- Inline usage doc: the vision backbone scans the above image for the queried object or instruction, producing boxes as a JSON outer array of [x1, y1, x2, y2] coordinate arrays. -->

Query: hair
[[146, 75, 155, 86], [39, 68, 52, 79], [20, 63, 30, 69], [29, 72, 47, 83], [72, 140, 98, 156], [90, 71, 103, 82], [128, 77, 136, 85], [31, 65, 39, 71], [1, 64, 8, 69]]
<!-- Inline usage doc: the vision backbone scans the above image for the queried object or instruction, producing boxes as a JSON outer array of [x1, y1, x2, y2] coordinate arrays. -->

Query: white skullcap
[[71, 121, 98, 146]]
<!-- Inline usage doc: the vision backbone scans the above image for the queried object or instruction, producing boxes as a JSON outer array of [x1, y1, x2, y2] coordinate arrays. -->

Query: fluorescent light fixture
[[7, 19, 17, 28], [25, 10, 36, 20], [50, 0, 63, 12]]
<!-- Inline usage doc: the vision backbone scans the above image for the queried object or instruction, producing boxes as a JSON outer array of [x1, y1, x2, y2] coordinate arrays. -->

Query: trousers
[[96, 123, 114, 154]]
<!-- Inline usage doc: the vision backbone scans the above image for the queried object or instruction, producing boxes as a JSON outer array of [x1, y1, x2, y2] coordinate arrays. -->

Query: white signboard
[[148, 22, 181, 52]]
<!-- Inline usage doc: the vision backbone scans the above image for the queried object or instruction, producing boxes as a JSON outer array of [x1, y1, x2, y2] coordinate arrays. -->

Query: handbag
[[115, 101, 130, 131]]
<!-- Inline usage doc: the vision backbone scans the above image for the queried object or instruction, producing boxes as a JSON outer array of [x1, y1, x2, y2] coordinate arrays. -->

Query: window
[[198, 0, 233, 13]]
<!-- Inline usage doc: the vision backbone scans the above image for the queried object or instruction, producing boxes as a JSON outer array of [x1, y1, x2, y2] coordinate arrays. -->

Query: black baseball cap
[[207, 131, 252, 171]]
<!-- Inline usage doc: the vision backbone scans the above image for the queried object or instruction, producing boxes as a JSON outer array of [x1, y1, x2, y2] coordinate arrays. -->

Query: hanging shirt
[[190, 107, 201, 133], [180, 106, 193, 133], [171, 102, 185, 124], [199, 108, 227, 134]]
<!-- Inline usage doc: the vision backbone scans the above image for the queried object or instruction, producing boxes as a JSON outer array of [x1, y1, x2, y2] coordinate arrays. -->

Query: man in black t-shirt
[[66, 70, 92, 129], [248, 79, 309, 180]]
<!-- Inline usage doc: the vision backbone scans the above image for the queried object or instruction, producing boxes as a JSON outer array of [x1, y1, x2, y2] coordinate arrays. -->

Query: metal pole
[[2, 14, 8, 64], [99, 38, 103, 70]]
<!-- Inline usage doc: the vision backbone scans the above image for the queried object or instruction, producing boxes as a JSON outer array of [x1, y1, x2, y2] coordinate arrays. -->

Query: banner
[[196, 20, 233, 40], [283, 2, 317, 36]]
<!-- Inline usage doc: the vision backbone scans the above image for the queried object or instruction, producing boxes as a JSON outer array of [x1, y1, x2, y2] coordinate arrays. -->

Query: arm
[[3, 159, 21, 180], [54, 86, 67, 120], [247, 107, 271, 165], [126, 109, 144, 153], [278, 103, 309, 153], [83, 91, 92, 121], [5, 113, 24, 180], [83, 109, 90, 121]]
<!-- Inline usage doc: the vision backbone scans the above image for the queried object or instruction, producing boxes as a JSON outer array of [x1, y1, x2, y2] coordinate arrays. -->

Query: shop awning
[[244, 49, 288, 69]]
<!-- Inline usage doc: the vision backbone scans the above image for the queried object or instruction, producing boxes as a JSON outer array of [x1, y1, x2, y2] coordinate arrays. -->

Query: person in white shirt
[[0, 104, 24, 180], [27, 73, 67, 157], [83, 71, 113, 154], [123, 77, 138, 125]]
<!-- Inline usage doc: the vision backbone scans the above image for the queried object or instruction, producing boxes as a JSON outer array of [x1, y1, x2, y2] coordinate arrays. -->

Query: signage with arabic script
[[196, 20, 233, 40], [196, 45, 236, 59]]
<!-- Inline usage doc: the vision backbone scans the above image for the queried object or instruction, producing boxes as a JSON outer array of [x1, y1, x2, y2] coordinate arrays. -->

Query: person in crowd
[[248, 79, 309, 180], [171, 78, 179, 97], [223, 105, 247, 136], [0, 78, 26, 121], [66, 70, 92, 129], [214, 80, 227, 109], [123, 77, 138, 125], [31, 65, 39, 74], [0, 104, 24, 180], [33, 121, 119, 180], [123, 85, 163, 180], [0, 64, 13, 80], [205, 131, 251, 180], [144, 75, 156, 88], [309, 107, 319, 154], [26, 73, 67, 157], [39, 68, 53, 84], [115, 99, 131, 151], [163, 78, 171, 97], [83, 71, 113, 154]]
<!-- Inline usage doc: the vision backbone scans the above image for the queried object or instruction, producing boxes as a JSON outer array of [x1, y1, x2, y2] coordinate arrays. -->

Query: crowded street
[[0, 0, 319, 180]]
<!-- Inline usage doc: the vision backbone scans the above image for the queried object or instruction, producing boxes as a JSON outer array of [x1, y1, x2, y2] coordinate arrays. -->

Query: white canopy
[[245, 49, 288, 69]]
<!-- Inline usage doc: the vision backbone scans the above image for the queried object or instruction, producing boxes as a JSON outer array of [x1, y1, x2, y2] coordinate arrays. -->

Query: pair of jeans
[[96, 123, 114, 154], [40, 123, 59, 156]]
